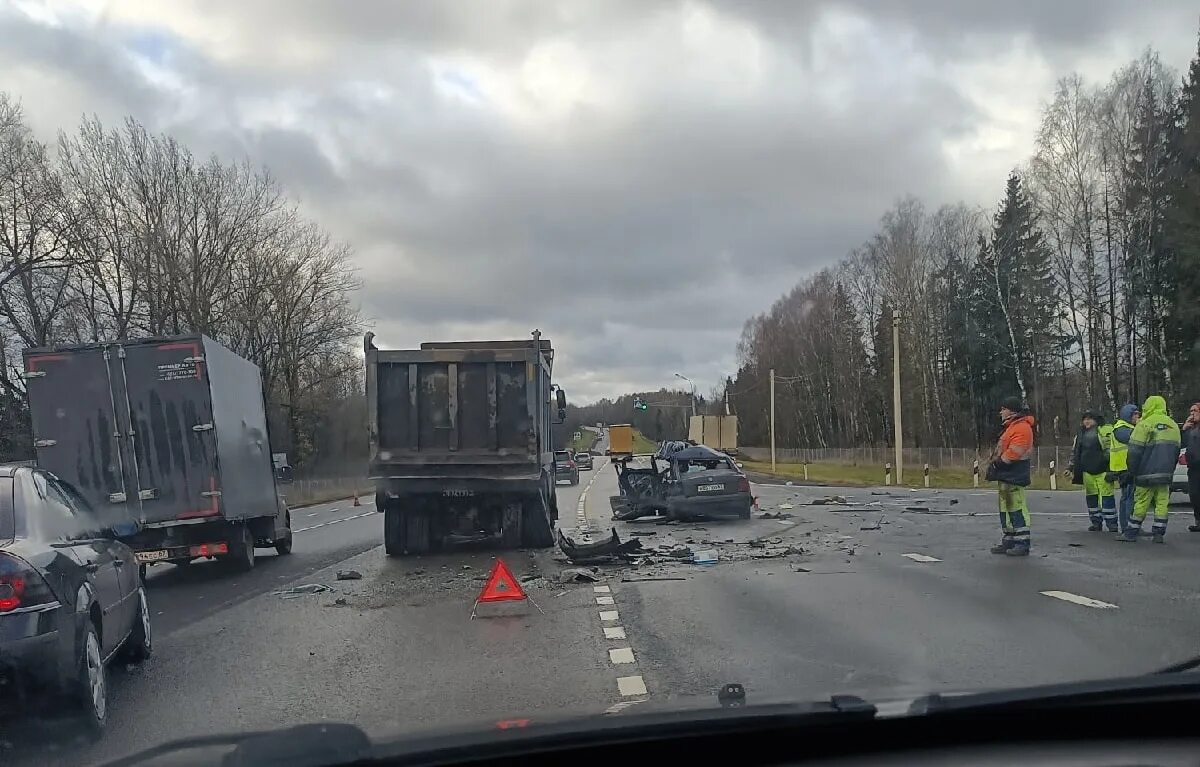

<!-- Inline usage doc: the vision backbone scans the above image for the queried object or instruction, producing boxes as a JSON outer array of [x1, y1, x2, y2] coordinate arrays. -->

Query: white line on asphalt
[[609, 647, 636, 664], [599, 610, 619, 621], [902, 553, 942, 563], [604, 626, 627, 640], [604, 697, 648, 714], [1041, 590, 1119, 609], [596, 596, 615, 605], [617, 676, 648, 696], [329, 508, 339, 512], [593, 585, 611, 593], [293, 510, 379, 534]]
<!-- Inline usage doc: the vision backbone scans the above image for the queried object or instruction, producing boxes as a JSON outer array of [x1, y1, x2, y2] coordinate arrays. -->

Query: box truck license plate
[[135, 550, 169, 563], [697, 484, 724, 493]]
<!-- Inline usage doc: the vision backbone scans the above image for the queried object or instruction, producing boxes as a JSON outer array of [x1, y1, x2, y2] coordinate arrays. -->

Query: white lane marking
[[604, 626, 627, 640], [609, 647, 636, 664], [293, 510, 379, 534], [328, 508, 340, 513], [902, 553, 941, 563], [776, 519, 792, 525], [573, 458, 608, 543], [596, 596, 615, 605], [599, 610, 619, 621], [604, 697, 648, 714], [1041, 590, 1119, 609], [617, 676, 648, 696], [593, 585, 611, 593], [306, 512, 319, 517]]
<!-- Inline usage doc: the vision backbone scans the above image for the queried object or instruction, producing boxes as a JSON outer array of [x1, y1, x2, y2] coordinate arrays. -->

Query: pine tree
[[1165, 32, 1200, 397]]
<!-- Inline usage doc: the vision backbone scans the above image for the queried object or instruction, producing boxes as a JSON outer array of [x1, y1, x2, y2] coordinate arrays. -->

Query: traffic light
[[633, 397, 648, 411]]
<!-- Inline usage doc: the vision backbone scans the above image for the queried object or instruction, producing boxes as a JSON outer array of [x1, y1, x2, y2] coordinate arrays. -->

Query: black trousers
[[1189, 467, 1200, 525]]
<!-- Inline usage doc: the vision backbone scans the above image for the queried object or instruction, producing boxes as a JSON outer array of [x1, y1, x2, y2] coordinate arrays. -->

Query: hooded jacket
[[1127, 395, 1181, 485], [1183, 410, 1200, 467], [1071, 414, 1109, 480], [1109, 403, 1138, 473], [991, 412, 1035, 487]]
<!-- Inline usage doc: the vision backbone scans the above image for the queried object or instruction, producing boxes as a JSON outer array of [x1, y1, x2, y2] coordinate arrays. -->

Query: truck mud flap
[[557, 528, 644, 564]]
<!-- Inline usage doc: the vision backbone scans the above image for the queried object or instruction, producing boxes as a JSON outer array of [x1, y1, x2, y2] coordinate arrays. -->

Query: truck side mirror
[[556, 389, 567, 409]]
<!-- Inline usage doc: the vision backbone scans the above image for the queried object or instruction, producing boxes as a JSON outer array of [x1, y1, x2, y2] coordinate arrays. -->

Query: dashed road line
[[599, 610, 619, 621], [616, 676, 648, 697], [293, 510, 379, 534], [595, 595, 615, 605], [603, 626, 626, 640], [608, 647, 636, 664], [593, 585, 611, 593], [1041, 590, 1119, 609]]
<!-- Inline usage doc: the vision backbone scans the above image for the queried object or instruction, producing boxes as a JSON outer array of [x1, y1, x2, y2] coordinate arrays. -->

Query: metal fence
[[740, 446, 1074, 471], [279, 476, 374, 508]]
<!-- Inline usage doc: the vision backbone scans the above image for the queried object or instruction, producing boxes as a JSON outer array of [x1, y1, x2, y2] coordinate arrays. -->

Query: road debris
[[811, 495, 849, 505], [336, 569, 363, 581], [558, 567, 601, 583], [758, 511, 793, 519], [630, 531, 657, 537], [621, 576, 688, 582], [558, 528, 645, 564], [693, 549, 718, 565], [274, 583, 332, 598], [333, 597, 348, 606]]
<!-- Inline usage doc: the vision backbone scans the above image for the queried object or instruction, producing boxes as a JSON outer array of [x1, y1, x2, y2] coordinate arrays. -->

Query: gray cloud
[[1, 1, 1197, 403]]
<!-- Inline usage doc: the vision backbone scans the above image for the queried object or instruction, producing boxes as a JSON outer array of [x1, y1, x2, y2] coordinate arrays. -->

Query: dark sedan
[[0, 465, 151, 734], [554, 450, 580, 485]]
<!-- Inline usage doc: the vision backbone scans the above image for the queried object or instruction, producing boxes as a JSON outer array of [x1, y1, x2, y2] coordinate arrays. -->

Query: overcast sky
[[2, 1, 1197, 403]]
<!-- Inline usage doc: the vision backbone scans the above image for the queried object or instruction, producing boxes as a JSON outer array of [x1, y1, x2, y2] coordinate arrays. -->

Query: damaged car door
[[609, 457, 666, 520]]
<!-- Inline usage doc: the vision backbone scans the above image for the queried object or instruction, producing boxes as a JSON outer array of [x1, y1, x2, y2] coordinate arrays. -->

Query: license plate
[[697, 483, 724, 492], [135, 550, 169, 563]]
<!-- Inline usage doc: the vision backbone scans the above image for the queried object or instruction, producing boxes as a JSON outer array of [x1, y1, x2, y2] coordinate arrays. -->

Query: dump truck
[[364, 331, 566, 555], [607, 424, 635, 456], [23, 335, 292, 574], [688, 415, 739, 455]]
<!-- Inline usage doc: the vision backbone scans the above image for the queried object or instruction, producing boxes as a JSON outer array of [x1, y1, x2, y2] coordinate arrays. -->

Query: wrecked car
[[609, 442, 751, 522]]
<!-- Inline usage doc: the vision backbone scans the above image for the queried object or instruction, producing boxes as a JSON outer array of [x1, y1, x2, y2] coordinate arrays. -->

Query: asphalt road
[[10, 449, 1200, 765]]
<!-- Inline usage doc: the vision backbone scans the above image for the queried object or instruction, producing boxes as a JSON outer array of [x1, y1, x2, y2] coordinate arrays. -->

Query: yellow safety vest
[[1108, 420, 1133, 472]]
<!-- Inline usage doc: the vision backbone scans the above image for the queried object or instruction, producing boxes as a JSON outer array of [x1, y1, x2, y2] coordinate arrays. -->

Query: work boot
[[1117, 529, 1139, 542], [1005, 544, 1030, 557], [1087, 523, 1103, 532], [990, 540, 1013, 554], [1188, 524, 1200, 532], [1153, 534, 1165, 544]]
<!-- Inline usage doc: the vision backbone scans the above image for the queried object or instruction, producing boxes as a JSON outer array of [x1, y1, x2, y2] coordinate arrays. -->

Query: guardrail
[[279, 477, 374, 508]]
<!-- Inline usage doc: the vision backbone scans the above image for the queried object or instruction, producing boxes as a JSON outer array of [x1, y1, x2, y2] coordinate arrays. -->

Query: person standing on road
[[1119, 395, 1181, 544], [988, 396, 1035, 557], [1107, 403, 1140, 535], [1182, 402, 1200, 533], [1071, 410, 1115, 532]]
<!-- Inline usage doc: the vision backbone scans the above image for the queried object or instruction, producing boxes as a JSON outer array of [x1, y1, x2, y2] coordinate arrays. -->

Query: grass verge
[[741, 460, 1070, 491]]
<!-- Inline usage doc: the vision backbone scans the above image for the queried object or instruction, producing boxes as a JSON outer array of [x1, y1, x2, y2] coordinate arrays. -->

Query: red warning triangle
[[476, 559, 527, 603]]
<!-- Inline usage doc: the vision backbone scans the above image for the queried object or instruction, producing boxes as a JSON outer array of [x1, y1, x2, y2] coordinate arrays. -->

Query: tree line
[[730, 37, 1200, 451], [0, 94, 364, 472]]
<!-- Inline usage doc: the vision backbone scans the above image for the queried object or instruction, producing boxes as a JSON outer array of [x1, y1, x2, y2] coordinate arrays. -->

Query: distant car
[[554, 450, 579, 485], [575, 451, 594, 470], [1172, 448, 1189, 495], [0, 466, 151, 733]]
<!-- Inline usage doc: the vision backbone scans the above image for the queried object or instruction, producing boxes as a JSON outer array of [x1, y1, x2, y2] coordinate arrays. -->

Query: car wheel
[[73, 621, 107, 736], [120, 586, 152, 663]]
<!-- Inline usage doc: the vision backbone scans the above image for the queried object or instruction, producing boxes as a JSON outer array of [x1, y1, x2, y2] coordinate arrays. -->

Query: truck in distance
[[364, 331, 567, 555]]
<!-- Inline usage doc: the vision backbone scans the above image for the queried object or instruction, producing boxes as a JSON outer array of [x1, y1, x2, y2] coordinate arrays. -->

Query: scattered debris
[[622, 576, 688, 582], [693, 549, 718, 565], [558, 567, 601, 583], [558, 528, 645, 564], [661, 545, 695, 560], [333, 597, 348, 606], [336, 569, 363, 581], [630, 531, 657, 537], [860, 522, 881, 531], [758, 511, 793, 519], [1068, 543, 1084, 548], [949, 499, 959, 505], [811, 495, 849, 506], [778, 503, 795, 510], [274, 583, 332, 599], [785, 480, 795, 486], [793, 565, 811, 572], [905, 506, 930, 512]]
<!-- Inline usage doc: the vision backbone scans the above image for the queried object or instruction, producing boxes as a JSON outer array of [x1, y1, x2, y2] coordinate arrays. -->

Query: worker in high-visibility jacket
[[1119, 395, 1181, 544], [1106, 403, 1139, 534], [987, 396, 1035, 556], [1071, 410, 1115, 532]]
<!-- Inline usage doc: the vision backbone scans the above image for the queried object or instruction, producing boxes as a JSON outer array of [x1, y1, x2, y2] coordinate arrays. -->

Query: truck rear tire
[[501, 502, 523, 548], [231, 524, 255, 571], [519, 499, 555, 548], [405, 509, 432, 555], [384, 506, 405, 556], [275, 512, 293, 555]]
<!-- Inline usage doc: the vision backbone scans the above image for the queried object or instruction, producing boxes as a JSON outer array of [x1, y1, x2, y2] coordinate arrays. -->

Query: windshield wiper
[[1154, 654, 1200, 674]]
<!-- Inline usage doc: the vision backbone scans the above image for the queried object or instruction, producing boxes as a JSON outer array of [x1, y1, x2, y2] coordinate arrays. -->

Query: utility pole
[[892, 310, 904, 484], [769, 367, 776, 474], [674, 373, 696, 418]]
